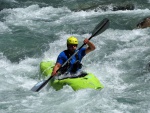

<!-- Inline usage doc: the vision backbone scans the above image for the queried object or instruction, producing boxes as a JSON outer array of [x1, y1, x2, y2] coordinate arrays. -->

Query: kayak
[[40, 61, 104, 91]]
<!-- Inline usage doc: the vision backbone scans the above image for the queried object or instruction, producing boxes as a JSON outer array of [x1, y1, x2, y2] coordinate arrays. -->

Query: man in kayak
[[51, 36, 96, 77]]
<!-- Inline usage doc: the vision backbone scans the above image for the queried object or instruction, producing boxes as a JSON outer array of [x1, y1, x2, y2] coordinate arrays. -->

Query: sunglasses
[[67, 44, 78, 47]]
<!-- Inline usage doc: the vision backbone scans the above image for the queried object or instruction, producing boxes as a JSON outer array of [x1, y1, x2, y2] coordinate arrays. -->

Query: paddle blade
[[31, 76, 53, 92], [91, 18, 109, 38], [31, 80, 46, 92]]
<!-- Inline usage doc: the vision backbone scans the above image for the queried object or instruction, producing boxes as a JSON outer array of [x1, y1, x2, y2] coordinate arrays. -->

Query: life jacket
[[60, 50, 82, 74]]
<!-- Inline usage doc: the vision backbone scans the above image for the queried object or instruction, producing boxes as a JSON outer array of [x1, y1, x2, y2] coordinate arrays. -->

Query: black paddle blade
[[91, 18, 109, 38], [78, 18, 109, 50]]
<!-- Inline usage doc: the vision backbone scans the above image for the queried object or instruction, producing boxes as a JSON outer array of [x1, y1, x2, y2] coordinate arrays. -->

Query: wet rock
[[112, 4, 134, 11], [73, 3, 134, 12], [137, 17, 150, 28]]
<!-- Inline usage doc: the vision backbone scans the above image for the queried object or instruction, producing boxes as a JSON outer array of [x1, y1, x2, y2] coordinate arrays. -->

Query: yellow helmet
[[67, 36, 78, 45]]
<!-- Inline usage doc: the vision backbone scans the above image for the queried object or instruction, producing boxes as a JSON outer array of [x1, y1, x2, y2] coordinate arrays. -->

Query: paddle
[[31, 18, 109, 92]]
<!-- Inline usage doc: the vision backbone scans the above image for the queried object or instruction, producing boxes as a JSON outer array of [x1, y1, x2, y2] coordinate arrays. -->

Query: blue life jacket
[[56, 48, 86, 74]]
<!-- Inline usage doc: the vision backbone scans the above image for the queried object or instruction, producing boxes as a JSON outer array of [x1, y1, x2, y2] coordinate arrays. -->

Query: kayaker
[[51, 36, 96, 77]]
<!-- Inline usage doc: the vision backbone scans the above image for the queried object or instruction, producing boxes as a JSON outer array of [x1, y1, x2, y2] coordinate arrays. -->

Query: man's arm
[[51, 63, 61, 76], [84, 38, 96, 54]]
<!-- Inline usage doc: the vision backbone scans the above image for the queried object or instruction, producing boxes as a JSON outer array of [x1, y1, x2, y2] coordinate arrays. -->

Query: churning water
[[0, 0, 150, 113]]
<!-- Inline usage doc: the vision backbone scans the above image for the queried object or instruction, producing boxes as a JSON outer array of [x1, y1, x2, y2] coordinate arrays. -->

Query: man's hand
[[83, 38, 89, 44]]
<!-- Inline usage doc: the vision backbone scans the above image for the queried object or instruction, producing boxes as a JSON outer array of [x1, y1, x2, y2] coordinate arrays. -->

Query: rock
[[112, 4, 134, 11], [137, 17, 150, 28]]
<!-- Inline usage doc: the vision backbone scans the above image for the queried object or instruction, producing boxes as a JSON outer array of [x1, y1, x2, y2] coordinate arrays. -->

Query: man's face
[[67, 44, 78, 53]]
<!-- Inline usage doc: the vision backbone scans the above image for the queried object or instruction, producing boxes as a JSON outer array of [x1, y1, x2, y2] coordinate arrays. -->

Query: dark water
[[0, 0, 150, 113]]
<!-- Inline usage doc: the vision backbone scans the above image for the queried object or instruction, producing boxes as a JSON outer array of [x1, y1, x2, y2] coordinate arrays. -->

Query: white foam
[[0, 22, 12, 34], [3, 5, 71, 27], [0, 53, 41, 91]]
